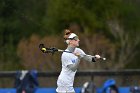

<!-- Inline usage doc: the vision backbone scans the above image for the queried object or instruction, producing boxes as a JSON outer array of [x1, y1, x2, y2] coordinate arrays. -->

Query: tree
[[107, 20, 140, 69]]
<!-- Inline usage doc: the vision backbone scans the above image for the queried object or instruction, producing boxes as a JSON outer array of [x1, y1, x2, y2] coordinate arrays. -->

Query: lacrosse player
[[56, 29, 101, 93]]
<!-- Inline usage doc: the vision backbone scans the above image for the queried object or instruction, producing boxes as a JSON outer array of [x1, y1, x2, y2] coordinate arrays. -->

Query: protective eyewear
[[67, 36, 79, 41]]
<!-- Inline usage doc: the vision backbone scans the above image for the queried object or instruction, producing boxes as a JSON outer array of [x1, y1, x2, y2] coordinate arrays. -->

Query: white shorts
[[56, 86, 75, 93], [56, 79, 75, 92]]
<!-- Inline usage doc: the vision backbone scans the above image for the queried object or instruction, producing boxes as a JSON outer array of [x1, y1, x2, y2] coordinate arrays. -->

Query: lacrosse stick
[[39, 44, 106, 60]]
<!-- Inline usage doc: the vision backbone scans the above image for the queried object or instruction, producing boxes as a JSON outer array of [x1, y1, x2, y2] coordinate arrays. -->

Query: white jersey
[[56, 48, 85, 92]]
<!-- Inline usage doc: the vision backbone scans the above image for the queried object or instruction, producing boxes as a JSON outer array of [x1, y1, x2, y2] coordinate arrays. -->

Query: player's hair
[[63, 29, 72, 40]]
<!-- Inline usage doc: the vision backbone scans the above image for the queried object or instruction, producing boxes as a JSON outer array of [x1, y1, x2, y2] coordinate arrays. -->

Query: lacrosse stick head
[[39, 44, 58, 54], [39, 44, 47, 53], [39, 44, 45, 49]]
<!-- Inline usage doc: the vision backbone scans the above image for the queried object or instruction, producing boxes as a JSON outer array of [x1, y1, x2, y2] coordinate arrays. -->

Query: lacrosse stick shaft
[[58, 49, 72, 53]]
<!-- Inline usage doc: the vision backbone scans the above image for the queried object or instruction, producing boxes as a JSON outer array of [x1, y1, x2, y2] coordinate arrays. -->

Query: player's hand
[[73, 52, 83, 58], [74, 52, 80, 56], [95, 55, 101, 59]]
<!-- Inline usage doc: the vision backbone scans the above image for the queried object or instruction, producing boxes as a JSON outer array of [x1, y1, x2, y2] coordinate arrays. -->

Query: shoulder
[[75, 48, 86, 54], [75, 48, 84, 52]]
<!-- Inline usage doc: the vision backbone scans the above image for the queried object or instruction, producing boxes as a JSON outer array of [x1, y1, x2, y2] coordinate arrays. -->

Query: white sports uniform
[[56, 48, 85, 93]]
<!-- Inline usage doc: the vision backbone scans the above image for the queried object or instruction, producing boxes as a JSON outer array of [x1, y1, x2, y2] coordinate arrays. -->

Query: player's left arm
[[74, 48, 101, 62]]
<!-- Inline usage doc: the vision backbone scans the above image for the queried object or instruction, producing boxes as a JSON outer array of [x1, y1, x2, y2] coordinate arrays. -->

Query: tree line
[[0, 0, 140, 71]]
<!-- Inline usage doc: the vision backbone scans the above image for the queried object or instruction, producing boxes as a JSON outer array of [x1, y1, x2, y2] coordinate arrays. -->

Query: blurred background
[[0, 0, 140, 90]]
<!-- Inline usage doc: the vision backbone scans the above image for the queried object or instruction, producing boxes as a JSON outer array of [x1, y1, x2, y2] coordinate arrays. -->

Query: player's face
[[69, 36, 80, 47]]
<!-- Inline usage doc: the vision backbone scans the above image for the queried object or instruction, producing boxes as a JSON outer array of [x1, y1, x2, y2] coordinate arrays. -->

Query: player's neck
[[67, 45, 76, 52]]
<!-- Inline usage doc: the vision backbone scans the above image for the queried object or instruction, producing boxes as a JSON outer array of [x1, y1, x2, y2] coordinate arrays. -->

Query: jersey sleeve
[[75, 48, 96, 62]]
